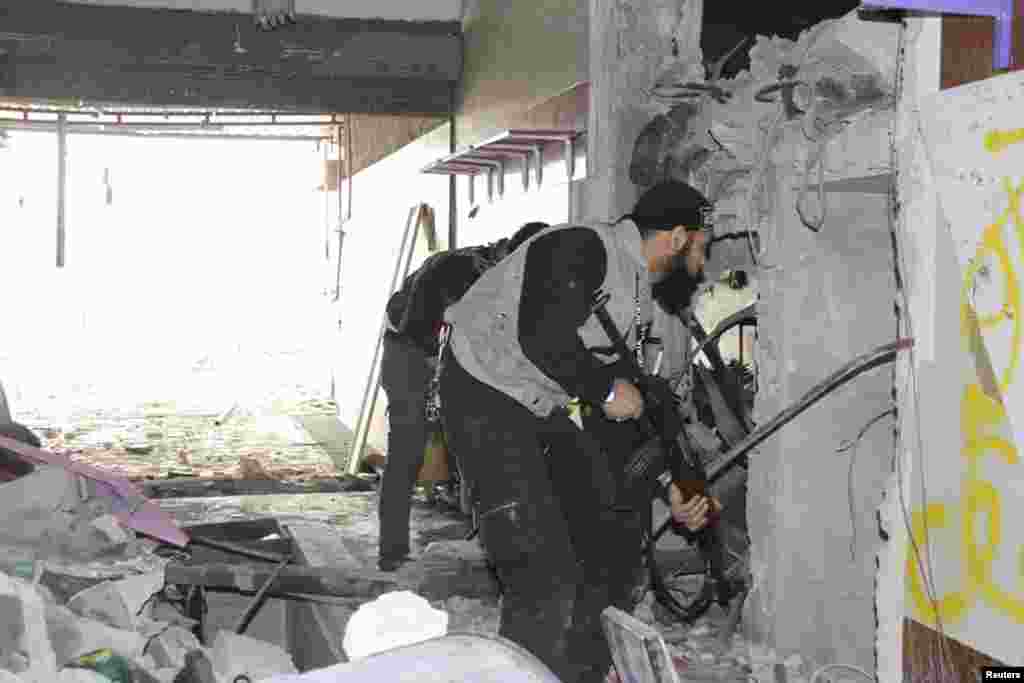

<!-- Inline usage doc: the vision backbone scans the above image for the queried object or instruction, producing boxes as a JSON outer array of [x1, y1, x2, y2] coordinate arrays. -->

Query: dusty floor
[[157, 489, 761, 682], [14, 397, 353, 480]]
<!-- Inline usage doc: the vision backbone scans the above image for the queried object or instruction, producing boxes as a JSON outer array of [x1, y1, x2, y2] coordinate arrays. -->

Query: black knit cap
[[626, 180, 710, 232]]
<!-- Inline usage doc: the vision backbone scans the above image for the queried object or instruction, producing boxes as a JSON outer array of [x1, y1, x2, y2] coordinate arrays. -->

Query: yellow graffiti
[[906, 165, 1024, 628], [984, 128, 1024, 155]]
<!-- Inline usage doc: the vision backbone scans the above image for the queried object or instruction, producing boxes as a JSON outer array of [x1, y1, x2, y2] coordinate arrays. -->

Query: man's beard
[[652, 261, 705, 315]]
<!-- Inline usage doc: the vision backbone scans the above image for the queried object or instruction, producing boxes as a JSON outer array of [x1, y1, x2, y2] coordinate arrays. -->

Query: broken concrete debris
[[0, 568, 300, 683], [146, 628, 200, 671], [0, 434, 304, 683]]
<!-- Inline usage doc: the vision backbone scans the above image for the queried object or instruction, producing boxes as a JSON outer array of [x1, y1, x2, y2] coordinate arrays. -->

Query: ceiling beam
[[0, 0, 462, 113], [0, 1, 462, 42], [5, 63, 454, 114]]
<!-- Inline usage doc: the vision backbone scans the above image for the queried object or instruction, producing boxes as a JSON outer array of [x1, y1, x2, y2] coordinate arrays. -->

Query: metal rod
[[449, 111, 457, 250], [705, 338, 914, 482], [56, 113, 67, 268], [535, 145, 544, 188], [4, 125, 327, 142], [322, 138, 330, 261], [234, 543, 295, 634], [345, 115, 353, 221], [332, 122, 345, 302], [0, 105, 335, 122]]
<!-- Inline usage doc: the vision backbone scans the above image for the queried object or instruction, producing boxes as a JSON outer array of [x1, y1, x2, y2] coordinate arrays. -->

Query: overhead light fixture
[[253, 0, 296, 31]]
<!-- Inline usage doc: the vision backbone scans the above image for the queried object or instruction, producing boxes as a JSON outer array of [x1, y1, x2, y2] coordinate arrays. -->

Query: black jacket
[[386, 241, 508, 355]]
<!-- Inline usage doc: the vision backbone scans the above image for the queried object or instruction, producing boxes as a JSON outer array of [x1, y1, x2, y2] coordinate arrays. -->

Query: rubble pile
[[632, 590, 757, 681], [0, 428, 299, 683]]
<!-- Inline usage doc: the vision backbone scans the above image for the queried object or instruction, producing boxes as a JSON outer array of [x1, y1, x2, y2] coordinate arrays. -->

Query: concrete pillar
[[745, 115, 898, 674], [581, 0, 691, 223]]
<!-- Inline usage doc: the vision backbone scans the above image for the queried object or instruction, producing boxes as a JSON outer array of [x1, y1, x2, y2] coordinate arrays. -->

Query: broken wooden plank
[[166, 543, 499, 603], [142, 475, 375, 499], [183, 519, 281, 542]]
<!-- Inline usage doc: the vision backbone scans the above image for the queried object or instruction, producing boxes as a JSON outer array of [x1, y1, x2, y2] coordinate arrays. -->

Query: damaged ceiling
[[0, 1, 462, 114], [701, 0, 861, 77]]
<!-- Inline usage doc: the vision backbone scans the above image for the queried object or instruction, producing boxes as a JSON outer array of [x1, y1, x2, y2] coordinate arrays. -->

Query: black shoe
[[377, 555, 411, 572]]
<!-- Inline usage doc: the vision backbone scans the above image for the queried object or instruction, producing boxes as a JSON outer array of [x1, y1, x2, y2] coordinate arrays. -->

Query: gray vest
[[445, 220, 653, 417]]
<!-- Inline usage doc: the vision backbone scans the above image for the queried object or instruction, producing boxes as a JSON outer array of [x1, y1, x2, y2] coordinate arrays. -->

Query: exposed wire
[[884, 16, 958, 682], [746, 23, 831, 264], [810, 663, 874, 683], [837, 407, 896, 561]]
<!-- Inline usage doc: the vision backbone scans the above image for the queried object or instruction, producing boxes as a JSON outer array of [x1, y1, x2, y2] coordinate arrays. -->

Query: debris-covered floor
[[157, 490, 765, 682], [0, 428, 771, 683], [15, 397, 349, 482]]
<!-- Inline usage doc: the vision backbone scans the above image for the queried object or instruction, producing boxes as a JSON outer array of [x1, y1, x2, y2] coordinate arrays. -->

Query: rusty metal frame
[[421, 129, 582, 197]]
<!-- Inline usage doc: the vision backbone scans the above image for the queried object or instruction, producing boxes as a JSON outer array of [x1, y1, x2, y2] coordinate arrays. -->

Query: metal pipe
[[4, 125, 327, 143], [0, 118, 332, 129], [56, 113, 67, 268], [448, 111, 457, 250], [332, 118, 351, 303], [345, 115, 353, 222], [332, 123, 345, 301], [705, 338, 914, 482], [322, 138, 330, 261], [0, 105, 335, 122]]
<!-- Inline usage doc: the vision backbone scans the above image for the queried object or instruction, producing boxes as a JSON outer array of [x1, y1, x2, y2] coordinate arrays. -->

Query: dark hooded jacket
[[385, 240, 509, 355]]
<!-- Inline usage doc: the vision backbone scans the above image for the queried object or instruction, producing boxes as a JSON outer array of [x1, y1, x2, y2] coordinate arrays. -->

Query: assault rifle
[[589, 290, 735, 612]]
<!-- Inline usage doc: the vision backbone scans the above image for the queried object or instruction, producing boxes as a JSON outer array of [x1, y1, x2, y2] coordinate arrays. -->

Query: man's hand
[[669, 484, 722, 532], [602, 378, 645, 422]]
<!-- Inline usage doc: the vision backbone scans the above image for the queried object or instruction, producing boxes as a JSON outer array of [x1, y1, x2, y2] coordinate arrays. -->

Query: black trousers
[[439, 349, 639, 683], [581, 409, 650, 603], [378, 332, 433, 561]]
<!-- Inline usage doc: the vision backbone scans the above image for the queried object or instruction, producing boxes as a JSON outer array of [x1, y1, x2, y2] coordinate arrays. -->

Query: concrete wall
[[890, 67, 1024, 673], [733, 16, 902, 678], [578, 0, 679, 223], [456, 0, 588, 148], [348, 116, 447, 178]]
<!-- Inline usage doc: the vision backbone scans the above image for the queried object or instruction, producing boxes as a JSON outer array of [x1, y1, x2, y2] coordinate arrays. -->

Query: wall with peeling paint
[[877, 16, 942, 683], [895, 68, 1024, 672]]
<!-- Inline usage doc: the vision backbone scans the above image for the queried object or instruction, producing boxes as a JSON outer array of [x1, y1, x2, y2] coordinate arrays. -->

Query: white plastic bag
[[342, 591, 449, 661]]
